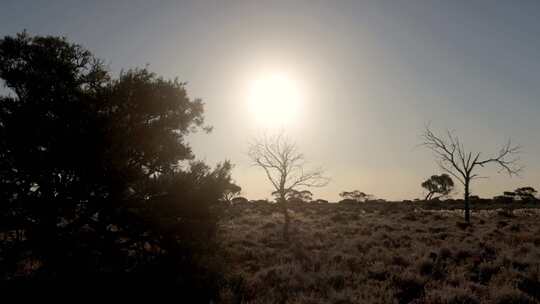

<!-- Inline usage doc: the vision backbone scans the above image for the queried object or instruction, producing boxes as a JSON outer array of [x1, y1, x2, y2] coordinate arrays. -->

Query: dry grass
[[217, 201, 540, 303]]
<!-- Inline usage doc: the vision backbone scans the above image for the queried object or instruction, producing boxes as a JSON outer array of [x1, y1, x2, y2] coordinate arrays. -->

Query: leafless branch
[[422, 124, 522, 185], [421, 124, 523, 223], [474, 140, 523, 175], [248, 131, 329, 199]]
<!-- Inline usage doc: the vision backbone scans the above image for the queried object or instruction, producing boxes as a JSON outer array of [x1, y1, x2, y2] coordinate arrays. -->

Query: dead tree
[[248, 133, 329, 240], [422, 125, 521, 223]]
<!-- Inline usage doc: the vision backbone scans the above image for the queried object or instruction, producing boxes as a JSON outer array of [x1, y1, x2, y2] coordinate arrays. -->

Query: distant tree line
[[494, 187, 538, 203]]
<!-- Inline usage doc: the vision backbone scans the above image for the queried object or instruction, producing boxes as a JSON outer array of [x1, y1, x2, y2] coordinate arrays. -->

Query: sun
[[248, 73, 303, 127]]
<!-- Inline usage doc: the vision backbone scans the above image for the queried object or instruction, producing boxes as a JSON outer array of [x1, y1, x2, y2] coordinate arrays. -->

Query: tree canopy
[[499, 186, 538, 202], [339, 190, 373, 202], [421, 174, 454, 200], [0, 32, 236, 296]]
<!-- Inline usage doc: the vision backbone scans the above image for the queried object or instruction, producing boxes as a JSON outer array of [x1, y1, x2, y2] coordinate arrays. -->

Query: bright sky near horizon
[[2, 0, 540, 201]]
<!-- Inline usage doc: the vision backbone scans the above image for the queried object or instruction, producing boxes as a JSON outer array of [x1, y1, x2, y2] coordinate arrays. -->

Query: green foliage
[[0, 32, 236, 297], [515, 187, 537, 200], [339, 190, 373, 202], [421, 174, 454, 200], [272, 189, 313, 203]]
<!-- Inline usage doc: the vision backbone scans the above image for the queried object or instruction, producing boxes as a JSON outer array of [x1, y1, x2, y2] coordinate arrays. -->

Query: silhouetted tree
[[231, 196, 249, 205], [222, 183, 242, 204], [272, 189, 313, 202], [0, 32, 236, 297], [313, 199, 329, 204], [515, 187, 537, 201], [503, 191, 518, 198], [500, 187, 537, 202], [288, 189, 313, 202], [421, 174, 454, 200], [339, 190, 372, 202], [422, 125, 521, 223], [248, 132, 328, 241], [493, 195, 513, 204]]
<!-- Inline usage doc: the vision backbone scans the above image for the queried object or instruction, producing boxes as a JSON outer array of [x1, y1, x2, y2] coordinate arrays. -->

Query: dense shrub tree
[[339, 190, 373, 202], [288, 189, 313, 202], [0, 32, 236, 297], [504, 191, 518, 198], [498, 187, 538, 202], [222, 182, 242, 204], [421, 174, 454, 200], [272, 189, 313, 203], [493, 195, 514, 204], [515, 187, 538, 201], [231, 196, 249, 204], [313, 199, 329, 204]]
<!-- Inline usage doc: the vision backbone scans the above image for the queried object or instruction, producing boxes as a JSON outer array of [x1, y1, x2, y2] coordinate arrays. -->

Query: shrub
[[367, 262, 390, 281], [418, 257, 447, 280], [418, 259, 434, 276], [455, 249, 473, 263], [470, 262, 500, 284], [498, 209, 515, 218], [444, 293, 480, 304], [439, 247, 453, 260], [328, 274, 346, 291], [456, 222, 470, 230], [392, 255, 411, 268], [426, 287, 481, 304], [518, 271, 540, 301], [392, 272, 425, 304], [262, 222, 277, 229], [402, 213, 418, 221], [492, 289, 536, 304]]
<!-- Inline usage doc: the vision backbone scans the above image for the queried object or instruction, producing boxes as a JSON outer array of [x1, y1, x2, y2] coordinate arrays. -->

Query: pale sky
[[2, 0, 540, 201]]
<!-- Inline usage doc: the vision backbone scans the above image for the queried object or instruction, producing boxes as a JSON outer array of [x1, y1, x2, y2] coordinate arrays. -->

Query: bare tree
[[248, 133, 329, 240], [422, 125, 522, 223]]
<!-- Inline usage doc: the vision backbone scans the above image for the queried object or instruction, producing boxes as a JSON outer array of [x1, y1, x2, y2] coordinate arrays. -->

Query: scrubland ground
[[218, 202, 540, 303]]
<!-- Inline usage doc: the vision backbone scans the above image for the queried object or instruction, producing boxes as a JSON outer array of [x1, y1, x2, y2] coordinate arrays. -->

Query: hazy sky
[[2, 0, 540, 201]]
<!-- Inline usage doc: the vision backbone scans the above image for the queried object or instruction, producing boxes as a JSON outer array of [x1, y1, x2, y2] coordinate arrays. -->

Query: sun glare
[[248, 73, 302, 127]]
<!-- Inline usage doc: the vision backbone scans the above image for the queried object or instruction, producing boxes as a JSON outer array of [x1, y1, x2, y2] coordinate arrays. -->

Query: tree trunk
[[279, 197, 290, 241], [282, 202, 290, 241], [464, 180, 470, 223]]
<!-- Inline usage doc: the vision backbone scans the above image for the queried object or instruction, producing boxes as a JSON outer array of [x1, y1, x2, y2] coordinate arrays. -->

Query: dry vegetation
[[218, 201, 540, 303]]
